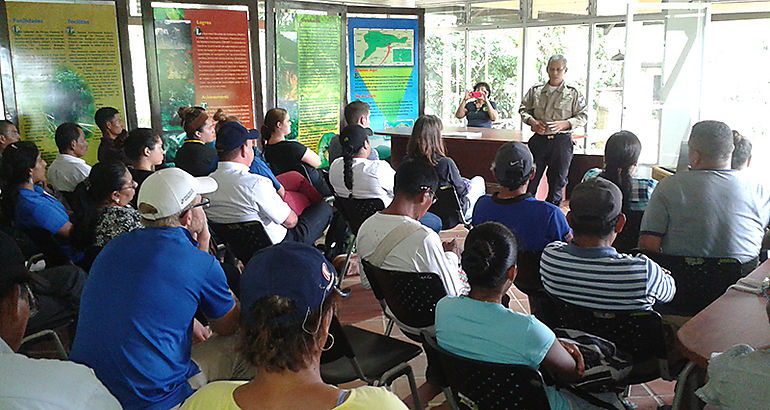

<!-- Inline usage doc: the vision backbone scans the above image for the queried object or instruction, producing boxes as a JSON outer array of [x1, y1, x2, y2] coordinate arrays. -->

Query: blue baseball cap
[[240, 242, 339, 326], [216, 122, 259, 153]]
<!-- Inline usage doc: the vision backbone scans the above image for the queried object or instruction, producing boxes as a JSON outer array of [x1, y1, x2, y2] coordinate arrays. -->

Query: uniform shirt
[[540, 241, 676, 311], [582, 168, 657, 212], [640, 169, 770, 263], [518, 81, 588, 132], [356, 212, 469, 296], [70, 226, 235, 410], [205, 161, 292, 244], [47, 154, 91, 192], [14, 185, 69, 235], [0, 338, 121, 409], [180, 382, 408, 410], [329, 157, 395, 206], [464, 100, 498, 128], [435, 296, 570, 410], [175, 140, 217, 177]]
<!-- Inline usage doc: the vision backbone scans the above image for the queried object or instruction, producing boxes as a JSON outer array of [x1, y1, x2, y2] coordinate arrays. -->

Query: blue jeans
[[419, 212, 442, 234]]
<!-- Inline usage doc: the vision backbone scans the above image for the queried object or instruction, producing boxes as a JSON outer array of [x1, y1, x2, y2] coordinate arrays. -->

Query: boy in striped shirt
[[540, 178, 675, 311]]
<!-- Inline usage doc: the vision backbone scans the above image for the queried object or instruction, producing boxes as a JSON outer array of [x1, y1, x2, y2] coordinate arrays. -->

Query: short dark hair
[[94, 107, 119, 132], [344, 100, 370, 126], [119, 128, 161, 161], [473, 82, 492, 95], [0, 120, 15, 136], [731, 130, 752, 170], [54, 123, 83, 153], [462, 222, 517, 290], [689, 120, 733, 162], [394, 158, 438, 198]]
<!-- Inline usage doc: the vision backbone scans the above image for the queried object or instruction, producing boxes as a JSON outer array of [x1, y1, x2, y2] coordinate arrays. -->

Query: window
[[425, 29, 465, 125], [469, 28, 522, 129], [531, 0, 588, 19], [128, 25, 152, 128], [470, 1, 520, 25], [587, 23, 625, 153]]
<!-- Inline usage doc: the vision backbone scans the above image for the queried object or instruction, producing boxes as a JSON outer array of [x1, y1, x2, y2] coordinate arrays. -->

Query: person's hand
[[546, 120, 571, 133], [559, 340, 585, 377], [529, 119, 548, 135], [463, 91, 472, 102], [192, 318, 211, 344], [443, 238, 462, 256]]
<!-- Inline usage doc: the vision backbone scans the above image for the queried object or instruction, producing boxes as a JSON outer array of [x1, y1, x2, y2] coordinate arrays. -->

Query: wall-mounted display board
[[3, 0, 129, 164], [348, 17, 419, 130], [143, 0, 262, 162]]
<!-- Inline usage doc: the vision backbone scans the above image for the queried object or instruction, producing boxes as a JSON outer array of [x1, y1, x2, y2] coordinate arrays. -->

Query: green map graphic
[[354, 28, 413, 67]]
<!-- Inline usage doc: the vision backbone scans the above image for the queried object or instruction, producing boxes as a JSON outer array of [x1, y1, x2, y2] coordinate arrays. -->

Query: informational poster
[[6, 1, 127, 164], [348, 18, 419, 131], [153, 7, 254, 160], [276, 11, 341, 164]]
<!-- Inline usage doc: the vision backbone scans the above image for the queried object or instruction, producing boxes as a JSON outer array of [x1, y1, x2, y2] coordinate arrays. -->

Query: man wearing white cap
[[70, 168, 248, 410]]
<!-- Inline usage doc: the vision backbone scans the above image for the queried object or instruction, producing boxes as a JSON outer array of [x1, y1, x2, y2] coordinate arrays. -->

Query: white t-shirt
[[356, 212, 469, 296], [47, 154, 91, 192], [329, 157, 395, 206], [205, 161, 291, 244]]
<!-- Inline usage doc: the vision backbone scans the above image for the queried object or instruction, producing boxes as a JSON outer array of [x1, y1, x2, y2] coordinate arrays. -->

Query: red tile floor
[[335, 225, 676, 409]]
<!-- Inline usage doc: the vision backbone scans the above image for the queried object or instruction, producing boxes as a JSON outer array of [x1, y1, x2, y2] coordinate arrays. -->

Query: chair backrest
[[543, 295, 668, 365], [612, 210, 643, 254], [424, 335, 551, 410], [514, 250, 543, 294], [361, 260, 446, 336], [643, 252, 744, 316], [20, 228, 71, 267], [209, 221, 273, 263], [320, 315, 357, 364], [334, 197, 384, 235], [428, 185, 466, 230]]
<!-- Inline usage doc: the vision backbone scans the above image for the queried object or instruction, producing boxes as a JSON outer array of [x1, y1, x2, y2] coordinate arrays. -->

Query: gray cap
[[493, 142, 533, 187], [570, 177, 622, 222]]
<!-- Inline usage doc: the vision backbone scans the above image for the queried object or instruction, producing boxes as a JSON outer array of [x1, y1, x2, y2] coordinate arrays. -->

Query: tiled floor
[[336, 225, 676, 409]]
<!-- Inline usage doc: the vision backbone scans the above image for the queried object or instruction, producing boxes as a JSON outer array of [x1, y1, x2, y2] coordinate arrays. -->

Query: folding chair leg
[[338, 237, 355, 287], [385, 318, 394, 336], [443, 387, 459, 410], [21, 329, 68, 360], [672, 361, 697, 410], [404, 365, 422, 410]]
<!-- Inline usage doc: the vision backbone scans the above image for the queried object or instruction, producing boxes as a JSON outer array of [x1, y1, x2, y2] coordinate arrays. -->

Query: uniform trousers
[[526, 132, 573, 206]]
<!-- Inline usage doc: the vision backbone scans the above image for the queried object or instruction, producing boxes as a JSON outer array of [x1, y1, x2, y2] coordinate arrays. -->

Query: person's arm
[[638, 184, 668, 253], [282, 210, 298, 229], [455, 92, 472, 119], [208, 298, 240, 336], [542, 339, 584, 382], [56, 221, 73, 239], [566, 89, 588, 130], [646, 259, 676, 303], [277, 184, 286, 198], [300, 146, 322, 168], [519, 87, 548, 134], [441, 158, 469, 198], [484, 99, 498, 122], [422, 233, 468, 296], [254, 177, 295, 228], [638, 234, 663, 253]]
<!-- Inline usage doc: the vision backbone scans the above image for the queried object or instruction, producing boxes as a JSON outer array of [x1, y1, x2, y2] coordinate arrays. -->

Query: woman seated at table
[[329, 124, 442, 233], [407, 115, 485, 221], [261, 107, 332, 197], [582, 130, 656, 253], [454, 81, 499, 128]]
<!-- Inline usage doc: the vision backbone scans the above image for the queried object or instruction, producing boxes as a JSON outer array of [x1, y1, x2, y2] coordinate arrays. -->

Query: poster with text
[[6, 1, 127, 165], [348, 18, 419, 131], [153, 7, 254, 161], [276, 11, 341, 165]]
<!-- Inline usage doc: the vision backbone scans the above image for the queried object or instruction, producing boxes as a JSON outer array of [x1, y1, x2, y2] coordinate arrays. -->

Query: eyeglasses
[[20, 283, 39, 318], [420, 185, 438, 204], [191, 197, 211, 210]]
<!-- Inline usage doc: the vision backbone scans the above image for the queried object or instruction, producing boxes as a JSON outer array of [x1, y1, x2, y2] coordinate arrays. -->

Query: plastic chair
[[209, 221, 273, 264], [333, 197, 384, 283], [19, 228, 71, 268], [542, 295, 672, 384], [612, 209, 643, 254], [428, 185, 470, 230], [643, 252, 744, 317], [320, 315, 423, 410], [514, 250, 543, 295], [423, 334, 551, 410]]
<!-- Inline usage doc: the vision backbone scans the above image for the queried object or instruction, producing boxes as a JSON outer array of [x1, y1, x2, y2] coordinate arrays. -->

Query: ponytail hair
[[118, 128, 161, 162], [342, 151, 354, 195], [461, 222, 518, 289], [0, 141, 39, 219], [599, 131, 641, 213], [177, 106, 209, 139], [261, 108, 288, 145], [408, 115, 445, 166], [213, 108, 240, 133], [70, 161, 129, 249]]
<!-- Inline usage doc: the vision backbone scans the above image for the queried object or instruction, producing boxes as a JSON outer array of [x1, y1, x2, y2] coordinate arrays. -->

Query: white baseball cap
[[137, 167, 218, 220]]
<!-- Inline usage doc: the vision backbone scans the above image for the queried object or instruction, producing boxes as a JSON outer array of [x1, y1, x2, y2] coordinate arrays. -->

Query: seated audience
[[117, 127, 165, 200], [181, 243, 408, 410], [407, 115, 485, 221], [205, 122, 333, 245], [262, 107, 332, 196], [582, 131, 656, 253], [541, 178, 675, 311], [639, 120, 770, 273], [70, 162, 141, 250], [0, 120, 20, 156], [94, 107, 127, 164], [436, 221, 606, 410], [731, 130, 752, 170], [47, 122, 91, 193], [175, 106, 218, 177], [328, 100, 379, 164], [70, 167, 249, 409], [0, 250, 119, 409]]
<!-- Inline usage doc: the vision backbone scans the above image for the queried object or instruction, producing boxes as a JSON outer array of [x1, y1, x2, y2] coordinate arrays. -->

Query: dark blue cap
[[216, 122, 259, 153], [240, 242, 339, 326]]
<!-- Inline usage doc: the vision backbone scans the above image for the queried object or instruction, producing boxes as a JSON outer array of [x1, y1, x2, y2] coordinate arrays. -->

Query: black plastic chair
[[428, 185, 469, 230], [209, 221, 273, 264], [423, 334, 551, 410], [643, 252, 744, 316], [541, 295, 672, 384], [19, 228, 71, 268], [320, 315, 423, 410], [514, 250, 543, 295], [333, 197, 384, 283], [612, 210, 643, 254]]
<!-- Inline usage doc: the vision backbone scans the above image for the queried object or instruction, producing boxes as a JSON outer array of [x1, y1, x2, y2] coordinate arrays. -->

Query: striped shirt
[[582, 168, 657, 211], [540, 242, 675, 311]]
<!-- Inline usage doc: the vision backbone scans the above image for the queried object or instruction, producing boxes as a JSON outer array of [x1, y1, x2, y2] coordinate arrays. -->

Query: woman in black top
[[116, 128, 165, 208], [174, 106, 217, 176], [455, 82, 499, 128]]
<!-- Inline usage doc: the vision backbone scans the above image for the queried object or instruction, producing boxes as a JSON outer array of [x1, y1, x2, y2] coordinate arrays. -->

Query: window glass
[[470, 1, 520, 25], [531, 0, 588, 20], [128, 25, 152, 127], [425, 29, 465, 126], [468, 28, 522, 129], [587, 23, 625, 153], [425, 6, 465, 28]]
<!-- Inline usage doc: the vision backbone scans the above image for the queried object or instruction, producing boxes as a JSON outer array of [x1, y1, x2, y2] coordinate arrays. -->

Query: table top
[[376, 126, 523, 142], [677, 260, 770, 369]]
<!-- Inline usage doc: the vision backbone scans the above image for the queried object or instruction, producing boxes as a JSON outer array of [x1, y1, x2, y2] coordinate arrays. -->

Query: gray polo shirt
[[640, 169, 770, 263]]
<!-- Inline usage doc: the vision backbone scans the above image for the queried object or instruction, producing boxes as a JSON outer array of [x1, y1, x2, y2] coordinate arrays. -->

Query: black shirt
[[263, 140, 308, 175], [464, 101, 497, 128], [174, 140, 217, 177]]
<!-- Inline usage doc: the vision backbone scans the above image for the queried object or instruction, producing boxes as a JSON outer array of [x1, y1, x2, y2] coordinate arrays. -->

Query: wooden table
[[677, 260, 770, 369]]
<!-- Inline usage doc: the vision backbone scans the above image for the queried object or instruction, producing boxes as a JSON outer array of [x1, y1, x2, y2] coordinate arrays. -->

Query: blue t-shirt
[[14, 185, 69, 234], [70, 227, 235, 410], [471, 194, 572, 252], [464, 101, 498, 128], [249, 153, 281, 191], [435, 296, 569, 410]]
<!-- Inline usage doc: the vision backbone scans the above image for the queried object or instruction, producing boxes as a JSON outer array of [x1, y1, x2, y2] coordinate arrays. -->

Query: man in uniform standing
[[519, 54, 588, 206]]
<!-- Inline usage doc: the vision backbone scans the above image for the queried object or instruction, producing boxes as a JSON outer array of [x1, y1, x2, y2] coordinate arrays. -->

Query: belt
[[534, 132, 571, 140]]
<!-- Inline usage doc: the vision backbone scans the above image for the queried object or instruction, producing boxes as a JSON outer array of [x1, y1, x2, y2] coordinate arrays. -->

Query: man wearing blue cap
[[205, 122, 333, 246]]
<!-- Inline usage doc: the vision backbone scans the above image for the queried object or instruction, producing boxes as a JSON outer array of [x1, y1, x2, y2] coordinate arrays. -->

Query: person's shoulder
[[528, 83, 547, 92], [340, 386, 408, 410], [181, 381, 245, 410], [563, 83, 583, 94], [543, 240, 569, 253]]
